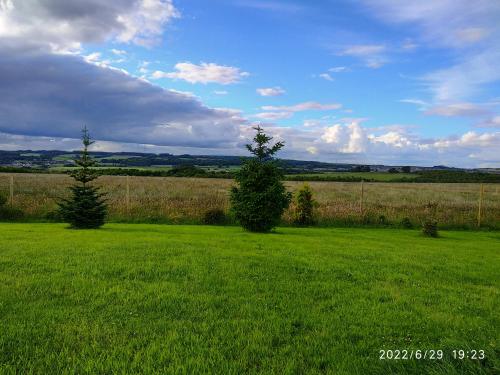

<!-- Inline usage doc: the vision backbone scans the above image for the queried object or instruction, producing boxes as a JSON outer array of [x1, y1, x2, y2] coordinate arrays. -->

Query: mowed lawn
[[0, 224, 498, 374]]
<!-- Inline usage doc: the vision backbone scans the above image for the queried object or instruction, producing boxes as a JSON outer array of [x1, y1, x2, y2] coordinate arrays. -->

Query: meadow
[[0, 173, 498, 229], [0, 224, 498, 374], [288, 171, 417, 181]]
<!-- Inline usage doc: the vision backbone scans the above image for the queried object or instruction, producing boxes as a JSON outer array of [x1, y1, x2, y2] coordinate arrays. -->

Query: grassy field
[[48, 169, 417, 181], [288, 171, 417, 181], [1, 173, 499, 229], [0, 224, 498, 373]]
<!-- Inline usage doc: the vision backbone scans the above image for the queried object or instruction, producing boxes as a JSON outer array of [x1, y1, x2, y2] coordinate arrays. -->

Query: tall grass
[[0, 173, 498, 228]]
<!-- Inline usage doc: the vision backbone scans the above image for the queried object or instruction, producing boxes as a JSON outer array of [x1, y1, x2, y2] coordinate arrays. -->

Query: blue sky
[[0, 0, 499, 167]]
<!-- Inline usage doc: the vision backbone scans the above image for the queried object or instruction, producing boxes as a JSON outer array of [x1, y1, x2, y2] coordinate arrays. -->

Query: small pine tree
[[293, 184, 316, 226], [58, 127, 107, 229], [230, 125, 291, 232]]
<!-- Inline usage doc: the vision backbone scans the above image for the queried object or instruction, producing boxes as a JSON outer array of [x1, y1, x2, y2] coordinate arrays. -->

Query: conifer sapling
[[230, 125, 291, 232], [58, 127, 107, 229]]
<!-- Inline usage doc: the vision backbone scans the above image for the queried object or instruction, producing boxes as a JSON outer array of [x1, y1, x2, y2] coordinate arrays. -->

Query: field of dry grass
[[0, 173, 498, 228]]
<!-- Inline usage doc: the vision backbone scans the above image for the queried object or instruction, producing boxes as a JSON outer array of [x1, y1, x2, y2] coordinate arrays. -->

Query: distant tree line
[[288, 170, 500, 183], [407, 170, 500, 183], [2, 165, 499, 183], [96, 166, 234, 179]]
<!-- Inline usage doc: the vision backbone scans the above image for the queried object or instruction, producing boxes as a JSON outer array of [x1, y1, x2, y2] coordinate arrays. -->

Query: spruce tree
[[58, 127, 107, 229], [230, 125, 291, 232]]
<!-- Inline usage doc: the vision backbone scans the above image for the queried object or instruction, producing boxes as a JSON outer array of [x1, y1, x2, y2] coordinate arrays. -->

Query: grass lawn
[[0, 224, 498, 374]]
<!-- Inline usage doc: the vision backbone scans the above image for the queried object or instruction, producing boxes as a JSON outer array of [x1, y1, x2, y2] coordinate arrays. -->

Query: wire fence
[[0, 173, 499, 228]]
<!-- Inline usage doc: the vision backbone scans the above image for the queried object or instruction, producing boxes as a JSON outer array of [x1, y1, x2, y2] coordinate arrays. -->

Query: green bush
[[422, 201, 439, 237], [378, 215, 388, 225], [230, 126, 291, 232], [293, 184, 316, 226], [400, 217, 413, 229], [0, 206, 24, 221], [45, 210, 63, 222], [422, 219, 438, 237], [58, 127, 107, 229], [166, 165, 207, 177], [203, 209, 227, 225], [0, 194, 24, 221]]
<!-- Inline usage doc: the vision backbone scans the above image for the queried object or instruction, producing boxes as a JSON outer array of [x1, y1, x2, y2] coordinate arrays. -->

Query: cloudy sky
[[0, 0, 499, 167]]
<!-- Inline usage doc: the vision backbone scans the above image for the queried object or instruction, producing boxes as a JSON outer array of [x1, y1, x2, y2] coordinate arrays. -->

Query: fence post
[[126, 175, 130, 214], [9, 174, 14, 206], [477, 184, 484, 228], [360, 180, 364, 215]]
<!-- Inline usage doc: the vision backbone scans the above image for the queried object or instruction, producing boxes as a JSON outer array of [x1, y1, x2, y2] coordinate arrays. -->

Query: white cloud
[[477, 116, 500, 128], [307, 146, 318, 155], [317, 68, 350, 85], [303, 119, 323, 128], [422, 49, 500, 102], [83, 51, 115, 67], [339, 44, 387, 68], [329, 66, 349, 73], [254, 112, 292, 121], [401, 39, 418, 51], [152, 62, 249, 84], [370, 131, 413, 148], [84, 52, 102, 63], [456, 27, 490, 43], [340, 44, 386, 56], [400, 99, 429, 111], [0, 0, 180, 49], [319, 73, 334, 82], [425, 103, 488, 117], [213, 90, 228, 95], [321, 121, 367, 153], [256, 87, 285, 96], [111, 49, 127, 55], [137, 60, 150, 74], [262, 101, 342, 112], [243, 116, 500, 167], [115, 0, 180, 46], [430, 131, 499, 150]]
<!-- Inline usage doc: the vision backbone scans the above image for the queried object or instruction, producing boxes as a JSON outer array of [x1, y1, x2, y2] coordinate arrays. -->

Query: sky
[[0, 0, 499, 167]]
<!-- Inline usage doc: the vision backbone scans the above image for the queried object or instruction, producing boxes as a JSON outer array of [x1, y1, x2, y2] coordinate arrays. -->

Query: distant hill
[[1, 149, 496, 173], [1, 150, 499, 183]]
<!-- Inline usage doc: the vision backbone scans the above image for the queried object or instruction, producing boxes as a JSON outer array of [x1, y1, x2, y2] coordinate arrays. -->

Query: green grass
[[52, 154, 78, 161], [94, 155, 142, 161], [289, 172, 417, 181], [0, 224, 498, 374]]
